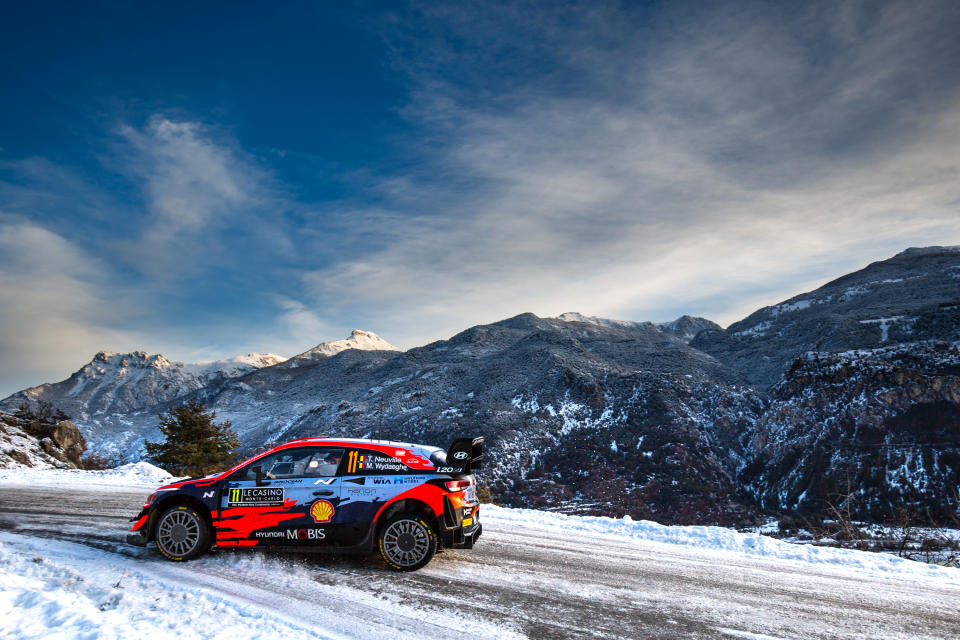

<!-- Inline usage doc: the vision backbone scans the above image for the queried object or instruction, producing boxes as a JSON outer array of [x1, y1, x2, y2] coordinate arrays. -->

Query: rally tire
[[155, 505, 210, 562], [377, 514, 437, 571]]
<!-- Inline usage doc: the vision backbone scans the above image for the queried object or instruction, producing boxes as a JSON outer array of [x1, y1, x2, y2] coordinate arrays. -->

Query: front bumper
[[126, 531, 148, 547]]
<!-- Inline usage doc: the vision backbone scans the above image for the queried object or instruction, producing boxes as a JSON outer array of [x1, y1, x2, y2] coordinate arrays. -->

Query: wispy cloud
[[298, 0, 960, 344], [113, 116, 291, 279]]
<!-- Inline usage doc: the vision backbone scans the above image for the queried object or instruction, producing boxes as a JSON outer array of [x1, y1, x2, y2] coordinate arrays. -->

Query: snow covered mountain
[[0, 350, 284, 456], [5, 350, 285, 415], [3, 246, 958, 525]]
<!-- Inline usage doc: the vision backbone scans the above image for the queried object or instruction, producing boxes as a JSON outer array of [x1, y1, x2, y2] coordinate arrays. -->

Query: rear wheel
[[155, 505, 210, 562], [377, 514, 437, 571]]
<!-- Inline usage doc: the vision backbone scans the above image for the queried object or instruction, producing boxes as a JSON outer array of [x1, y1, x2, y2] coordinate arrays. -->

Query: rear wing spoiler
[[445, 437, 483, 473]]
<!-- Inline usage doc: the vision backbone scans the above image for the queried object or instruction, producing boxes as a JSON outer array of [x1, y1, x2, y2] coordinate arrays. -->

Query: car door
[[337, 448, 424, 541], [217, 447, 345, 547]]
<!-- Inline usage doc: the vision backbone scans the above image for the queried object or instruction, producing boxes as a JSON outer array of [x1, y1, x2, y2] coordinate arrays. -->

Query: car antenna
[[377, 399, 384, 442]]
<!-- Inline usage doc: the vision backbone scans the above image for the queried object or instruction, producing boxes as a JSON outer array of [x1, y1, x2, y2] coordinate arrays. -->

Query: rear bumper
[[461, 522, 482, 549], [440, 497, 482, 549]]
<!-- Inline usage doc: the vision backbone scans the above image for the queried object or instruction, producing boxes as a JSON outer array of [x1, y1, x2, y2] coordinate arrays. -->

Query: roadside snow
[[483, 506, 960, 587], [0, 462, 180, 489], [0, 533, 325, 640]]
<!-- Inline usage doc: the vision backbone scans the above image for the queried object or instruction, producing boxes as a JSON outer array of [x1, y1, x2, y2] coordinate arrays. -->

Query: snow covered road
[[1, 484, 959, 639]]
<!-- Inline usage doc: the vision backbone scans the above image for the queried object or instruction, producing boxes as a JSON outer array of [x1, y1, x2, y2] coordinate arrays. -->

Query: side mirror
[[252, 465, 264, 486]]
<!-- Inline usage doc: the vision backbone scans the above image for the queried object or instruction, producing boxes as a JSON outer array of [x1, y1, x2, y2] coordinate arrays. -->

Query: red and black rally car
[[127, 436, 483, 571]]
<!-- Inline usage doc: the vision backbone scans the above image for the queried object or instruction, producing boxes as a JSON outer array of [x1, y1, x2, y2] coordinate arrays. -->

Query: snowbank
[[0, 532, 524, 640], [0, 462, 180, 489], [484, 505, 960, 587]]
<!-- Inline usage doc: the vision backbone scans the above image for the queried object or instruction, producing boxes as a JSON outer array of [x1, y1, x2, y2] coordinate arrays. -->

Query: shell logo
[[310, 500, 335, 523]]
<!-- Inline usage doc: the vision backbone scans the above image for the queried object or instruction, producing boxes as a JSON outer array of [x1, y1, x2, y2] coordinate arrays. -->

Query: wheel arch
[[374, 498, 440, 539]]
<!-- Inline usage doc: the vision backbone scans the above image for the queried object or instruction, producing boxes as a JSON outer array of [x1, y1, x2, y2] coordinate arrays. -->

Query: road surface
[[1, 485, 958, 639]]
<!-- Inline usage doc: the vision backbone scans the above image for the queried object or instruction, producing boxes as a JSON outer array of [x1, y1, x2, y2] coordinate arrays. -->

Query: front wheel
[[377, 514, 437, 571], [155, 505, 210, 561]]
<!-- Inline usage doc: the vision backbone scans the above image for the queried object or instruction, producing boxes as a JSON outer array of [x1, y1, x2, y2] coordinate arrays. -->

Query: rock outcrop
[[0, 410, 87, 469]]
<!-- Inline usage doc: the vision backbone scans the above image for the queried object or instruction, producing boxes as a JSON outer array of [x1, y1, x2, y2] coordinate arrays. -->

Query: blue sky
[[3, 0, 960, 396]]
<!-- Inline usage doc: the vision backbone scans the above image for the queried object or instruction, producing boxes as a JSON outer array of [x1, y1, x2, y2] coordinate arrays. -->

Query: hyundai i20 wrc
[[127, 436, 483, 571]]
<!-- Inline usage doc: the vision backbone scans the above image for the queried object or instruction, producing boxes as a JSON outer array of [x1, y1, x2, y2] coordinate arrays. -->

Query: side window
[[234, 448, 345, 480], [343, 449, 409, 475], [304, 448, 345, 477]]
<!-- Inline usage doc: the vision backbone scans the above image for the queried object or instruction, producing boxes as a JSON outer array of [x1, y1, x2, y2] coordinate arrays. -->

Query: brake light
[[443, 478, 474, 492]]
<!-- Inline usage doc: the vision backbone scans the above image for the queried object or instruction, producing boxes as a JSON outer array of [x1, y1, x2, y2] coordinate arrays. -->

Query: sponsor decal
[[347, 450, 360, 473], [436, 466, 456, 473], [452, 451, 469, 461], [405, 458, 420, 465], [347, 449, 406, 473], [270, 478, 306, 485], [372, 478, 393, 485], [365, 455, 405, 472], [254, 530, 287, 539], [228, 487, 284, 507], [394, 449, 407, 457], [346, 487, 377, 495], [202, 491, 215, 499], [313, 478, 336, 485], [288, 528, 326, 541], [310, 499, 335, 523]]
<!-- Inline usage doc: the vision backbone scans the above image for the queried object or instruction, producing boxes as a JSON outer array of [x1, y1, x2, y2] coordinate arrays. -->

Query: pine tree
[[144, 400, 240, 477]]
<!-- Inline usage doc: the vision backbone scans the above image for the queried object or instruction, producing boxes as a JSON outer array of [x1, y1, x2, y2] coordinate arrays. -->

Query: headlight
[[145, 488, 175, 505]]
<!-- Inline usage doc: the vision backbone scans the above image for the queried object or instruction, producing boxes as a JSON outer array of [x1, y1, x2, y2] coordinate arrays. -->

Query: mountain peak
[[87, 350, 172, 370], [555, 311, 649, 330], [895, 245, 960, 258], [289, 330, 399, 364], [656, 316, 722, 343]]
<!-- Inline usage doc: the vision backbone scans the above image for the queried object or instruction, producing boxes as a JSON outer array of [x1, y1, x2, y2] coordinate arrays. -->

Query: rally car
[[127, 436, 483, 571]]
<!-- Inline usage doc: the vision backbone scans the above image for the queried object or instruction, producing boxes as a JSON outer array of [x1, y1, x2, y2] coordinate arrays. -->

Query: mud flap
[[126, 531, 148, 547]]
